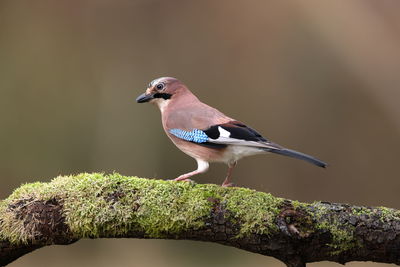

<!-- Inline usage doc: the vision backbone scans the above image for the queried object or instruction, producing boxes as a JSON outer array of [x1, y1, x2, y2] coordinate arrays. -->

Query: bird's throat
[[154, 98, 170, 113]]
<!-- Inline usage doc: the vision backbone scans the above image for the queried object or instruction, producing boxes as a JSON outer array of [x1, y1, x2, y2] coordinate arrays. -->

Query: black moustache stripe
[[153, 93, 172, 100]]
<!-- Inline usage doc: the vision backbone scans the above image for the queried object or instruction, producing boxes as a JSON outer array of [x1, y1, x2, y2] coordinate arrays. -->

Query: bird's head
[[136, 77, 186, 110]]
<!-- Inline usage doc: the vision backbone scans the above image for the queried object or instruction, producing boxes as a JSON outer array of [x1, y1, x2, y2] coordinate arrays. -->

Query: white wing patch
[[218, 126, 231, 138], [209, 136, 281, 150], [207, 125, 281, 151]]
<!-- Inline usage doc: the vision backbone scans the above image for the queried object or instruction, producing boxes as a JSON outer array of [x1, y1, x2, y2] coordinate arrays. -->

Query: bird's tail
[[265, 147, 327, 168]]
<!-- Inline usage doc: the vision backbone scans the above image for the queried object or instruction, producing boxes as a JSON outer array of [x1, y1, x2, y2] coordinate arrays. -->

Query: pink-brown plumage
[[161, 84, 233, 162], [136, 77, 327, 186]]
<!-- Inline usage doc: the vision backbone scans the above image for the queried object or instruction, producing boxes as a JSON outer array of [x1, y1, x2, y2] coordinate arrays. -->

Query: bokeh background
[[1, 0, 399, 266]]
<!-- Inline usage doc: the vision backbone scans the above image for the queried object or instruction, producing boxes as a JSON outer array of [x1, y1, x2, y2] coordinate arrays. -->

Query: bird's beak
[[136, 93, 154, 103]]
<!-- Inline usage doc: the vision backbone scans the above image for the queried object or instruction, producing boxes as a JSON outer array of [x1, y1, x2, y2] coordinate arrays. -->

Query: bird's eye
[[156, 83, 164, 90]]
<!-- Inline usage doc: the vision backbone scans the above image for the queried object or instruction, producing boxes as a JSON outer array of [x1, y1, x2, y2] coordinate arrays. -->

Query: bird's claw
[[221, 182, 235, 187], [172, 178, 195, 183]]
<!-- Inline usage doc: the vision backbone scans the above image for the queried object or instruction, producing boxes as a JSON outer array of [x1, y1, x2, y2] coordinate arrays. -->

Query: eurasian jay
[[136, 77, 327, 187]]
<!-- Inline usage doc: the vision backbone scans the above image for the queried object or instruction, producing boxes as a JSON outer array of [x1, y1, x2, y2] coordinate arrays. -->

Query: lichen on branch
[[1, 173, 400, 267]]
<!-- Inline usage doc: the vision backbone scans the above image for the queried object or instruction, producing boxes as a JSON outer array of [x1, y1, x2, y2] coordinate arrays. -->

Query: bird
[[136, 77, 327, 187]]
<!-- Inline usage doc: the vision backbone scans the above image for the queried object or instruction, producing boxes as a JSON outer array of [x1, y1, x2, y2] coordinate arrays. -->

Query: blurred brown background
[[1, 0, 399, 266]]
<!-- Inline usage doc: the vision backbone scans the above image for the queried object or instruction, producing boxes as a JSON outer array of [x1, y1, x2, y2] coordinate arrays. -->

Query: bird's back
[[162, 91, 233, 131]]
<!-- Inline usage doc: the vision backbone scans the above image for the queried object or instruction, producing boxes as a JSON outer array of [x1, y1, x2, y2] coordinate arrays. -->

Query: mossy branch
[[1, 173, 400, 267]]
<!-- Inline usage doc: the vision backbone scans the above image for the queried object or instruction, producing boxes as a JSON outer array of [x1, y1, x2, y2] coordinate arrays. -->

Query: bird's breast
[[167, 134, 227, 162]]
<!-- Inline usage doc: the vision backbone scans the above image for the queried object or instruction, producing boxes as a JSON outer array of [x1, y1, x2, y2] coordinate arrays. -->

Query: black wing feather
[[203, 122, 268, 142], [195, 121, 327, 168], [196, 142, 227, 148]]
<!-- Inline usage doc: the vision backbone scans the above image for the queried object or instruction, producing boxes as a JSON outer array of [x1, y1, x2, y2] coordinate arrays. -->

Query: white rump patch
[[218, 145, 267, 164], [218, 126, 231, 138]]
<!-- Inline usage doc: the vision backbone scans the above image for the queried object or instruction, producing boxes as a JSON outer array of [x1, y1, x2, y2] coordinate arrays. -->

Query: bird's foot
[[221, 182, 235, 187], [173, 177, 195, 183]]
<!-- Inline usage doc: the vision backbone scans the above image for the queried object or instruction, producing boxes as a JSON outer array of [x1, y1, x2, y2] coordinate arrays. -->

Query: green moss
[[0, 173, 220, 242], [0, 173, 286, 244], [376, 206, 400, 222], [57, 173, 219, 238], [291, 200, 306, 210], [223, 187, 283, 236], [6, 173, 396, 253], [312, 202, 359, 255], [0, 181, 57, 244], [351, 206, 373, 216]]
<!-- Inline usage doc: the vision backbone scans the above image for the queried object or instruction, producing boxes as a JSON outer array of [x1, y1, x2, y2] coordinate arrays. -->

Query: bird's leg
[[174, 159, 209, 182], [222, 161, 237, 187]]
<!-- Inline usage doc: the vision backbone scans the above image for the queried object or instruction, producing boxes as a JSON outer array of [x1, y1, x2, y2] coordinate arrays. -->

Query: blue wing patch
[[169, 128, 209, 143]]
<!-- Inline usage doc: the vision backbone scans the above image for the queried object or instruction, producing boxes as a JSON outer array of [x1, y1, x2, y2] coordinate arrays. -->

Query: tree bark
[[1, 173, 399, 266]]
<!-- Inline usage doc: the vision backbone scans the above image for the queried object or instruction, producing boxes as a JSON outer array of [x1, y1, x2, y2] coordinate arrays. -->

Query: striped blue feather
[[169, 129, 209, 143]]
